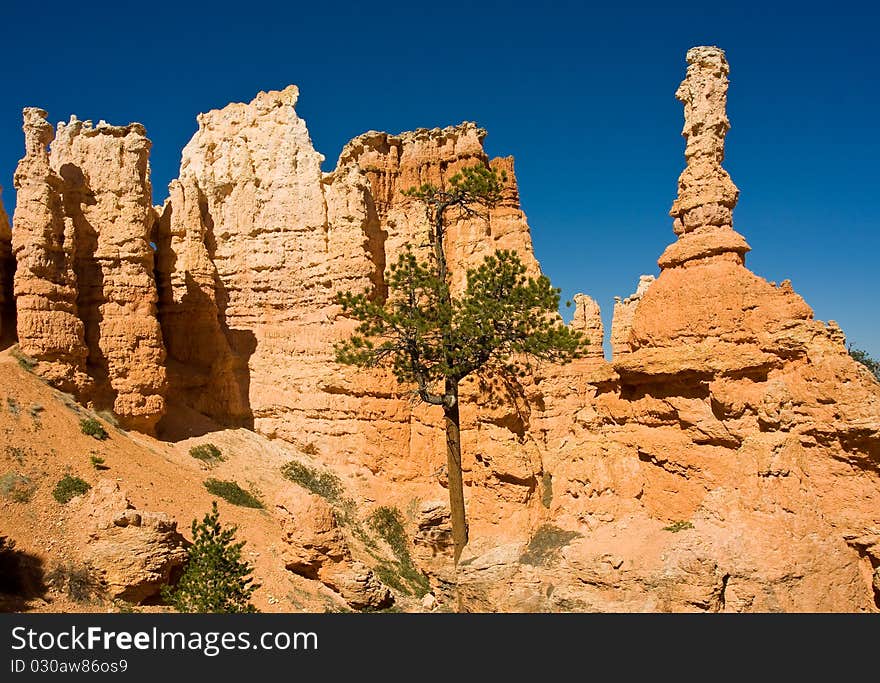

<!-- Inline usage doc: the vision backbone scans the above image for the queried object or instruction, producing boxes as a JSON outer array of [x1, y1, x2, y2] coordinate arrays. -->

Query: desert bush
[[663, 520, 694, 533], [52, 475, 91, 504], [45, 562, 102, 603], [6, 397, 19, 416], [281, 461, 342, 502], [368, 506, 429, 597], [6, 446, 27, 464], [162, 502, 259, 613], [90, 455, 108, 471], [79, 418, 108, 440], [203, 479, 263, 509], [10, 346, 37, 372], [0, 472, 37, 503], [190, 443, 224, 463]]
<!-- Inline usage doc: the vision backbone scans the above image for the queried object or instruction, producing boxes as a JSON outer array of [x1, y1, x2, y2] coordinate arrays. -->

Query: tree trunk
[[443, 378, 468, 564]]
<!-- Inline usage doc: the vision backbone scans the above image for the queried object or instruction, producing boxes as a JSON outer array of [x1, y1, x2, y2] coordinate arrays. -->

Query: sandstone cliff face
[[154, 89, 544, 522], [336, 124, 540, 292], [11, 109, 166, 431], [50, 116, 166, 431]]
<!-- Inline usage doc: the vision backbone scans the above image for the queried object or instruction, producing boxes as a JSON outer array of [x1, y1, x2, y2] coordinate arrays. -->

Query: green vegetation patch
[[519, 524, 580, 566], [190, 443, 225, 464], [663, 520, 694, 533], [368, 506, 430, 597], [281, 460, 343, 503], [162, 502, 259, 613], [11, 346, 37, 372], [204, 479, 264, 509], [52, 475, 92, 504], [79, 418, 108, 441]]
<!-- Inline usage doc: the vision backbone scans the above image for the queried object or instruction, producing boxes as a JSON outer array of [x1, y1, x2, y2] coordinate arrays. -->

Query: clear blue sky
[[1, 1, 877, 357]]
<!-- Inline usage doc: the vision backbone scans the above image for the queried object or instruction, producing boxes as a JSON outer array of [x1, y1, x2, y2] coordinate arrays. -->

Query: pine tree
[[335, 164, 587, 563], [162, 502, 259, 613]]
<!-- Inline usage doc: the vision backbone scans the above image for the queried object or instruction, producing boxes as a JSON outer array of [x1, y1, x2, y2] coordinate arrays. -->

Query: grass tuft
[[204, 479, 264, 509], [0, 472, 37, 503], [663, 520, 694, 533]]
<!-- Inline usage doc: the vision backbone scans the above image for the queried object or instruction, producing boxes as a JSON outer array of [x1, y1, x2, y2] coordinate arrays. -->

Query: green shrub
[[663, 520, 694, 533], [190, 443, 224, 463], [0, 472, 36, 503], [52, 475, 91, 504], [45, 562, 102, 603], [203, 479, 263, 509], [368, 506, 429, 597], [162, 502, 259, 613], [6, 397, 19, 416], [79, 418, 108, 440], [849, 346, 880, 381], [90, 455, 108, 471], [281, 461, 342, 502], [519, 524, 580, 566]]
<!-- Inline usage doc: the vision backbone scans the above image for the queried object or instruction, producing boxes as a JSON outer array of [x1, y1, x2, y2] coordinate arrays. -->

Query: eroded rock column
[[570, 293, 604, 357], [12, 108, 166, 431], [49, 117, 167, 432], [12, 108, 91, 392], [660, 46, 750, 269]]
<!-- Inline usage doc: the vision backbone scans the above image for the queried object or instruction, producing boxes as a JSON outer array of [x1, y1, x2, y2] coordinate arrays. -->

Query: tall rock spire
[[659, 46, 750, 270]]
